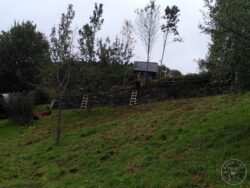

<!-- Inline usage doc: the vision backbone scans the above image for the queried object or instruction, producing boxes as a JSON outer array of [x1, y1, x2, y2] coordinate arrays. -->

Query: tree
[[160, 5, 182, 78], [200, 0, 250, 91], [95, 36, 133, 87], [135, 0, 160, 83], [78, 3, 104, 112], [121, 20, 136, 85], [201, 0, 250, 42], [121, 20, 136, 64], [50, 4, 75, 144], [79, 3, 104, 64], [0, 21, 49, 93], [168, 69, 182, 77]]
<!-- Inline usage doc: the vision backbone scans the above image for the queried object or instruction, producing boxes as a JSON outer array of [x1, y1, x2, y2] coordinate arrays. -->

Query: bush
[[0, 94, 8, 118], [7, 92, 34, 125], [34, 88, 51, 105]]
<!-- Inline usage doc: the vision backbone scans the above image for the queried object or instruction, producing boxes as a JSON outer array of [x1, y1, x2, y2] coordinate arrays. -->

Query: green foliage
[[34, 88, 51, 105], [0, 94, 7, 118], [161, 5, 180, 36], [0, 21, 50, 93], [78, 3, 104, 63], [0, 92, 250, 187], [50, 4, 76, 144], [96, 36, 134, 65], [150, 73, 231, 99], [66, 61, 133, 95], [160, 5, 182, 76], [168, 69, 182, 77], [7, 92, 34, 125], [200, 0, 250, 91]]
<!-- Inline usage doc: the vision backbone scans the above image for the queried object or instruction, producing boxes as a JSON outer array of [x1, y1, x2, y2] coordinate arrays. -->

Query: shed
[[133, 61, 159, 81]]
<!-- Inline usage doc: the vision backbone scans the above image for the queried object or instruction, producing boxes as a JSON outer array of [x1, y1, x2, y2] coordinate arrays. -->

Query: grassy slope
[[0, 92, 250, 188]]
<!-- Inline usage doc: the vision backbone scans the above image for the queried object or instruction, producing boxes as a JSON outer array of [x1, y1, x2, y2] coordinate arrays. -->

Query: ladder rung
[[80, 93, 89, 108], [129, 90, 137, 106]]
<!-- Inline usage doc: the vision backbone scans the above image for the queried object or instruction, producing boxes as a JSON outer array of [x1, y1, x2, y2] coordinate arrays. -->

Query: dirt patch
[[25, 139, 39, 146], [69, 167, 78, 173]]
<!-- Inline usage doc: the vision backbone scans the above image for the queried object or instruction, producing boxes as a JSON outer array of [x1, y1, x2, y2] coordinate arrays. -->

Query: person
[[135, 73, 141, 90]]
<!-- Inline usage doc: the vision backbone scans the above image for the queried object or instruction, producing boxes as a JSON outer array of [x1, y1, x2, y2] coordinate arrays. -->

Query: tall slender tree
[[79, 3, 104, 64], [50, 4, 75, 144], [160, 5, 182, 78], [121, 19, 136, 65], [78, 3, 104, 112]]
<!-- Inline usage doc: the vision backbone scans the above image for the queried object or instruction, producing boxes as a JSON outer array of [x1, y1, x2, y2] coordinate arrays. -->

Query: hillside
[[0, 92, 250, 187]]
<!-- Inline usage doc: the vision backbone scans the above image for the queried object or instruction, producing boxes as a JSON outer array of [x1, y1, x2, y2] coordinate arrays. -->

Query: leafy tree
[[200, 0, 250, 91], [79, 3, 104, 64], [96, 37, 133, 87], [135, 0, 160, 83], [50, 4, 75, 144], [168, 69, 182, 77], [78, 3, 104, 112], [158, 65, 170, 78], [109, 36, 134, 65], [159, 65, 182, 78], [0, 21, 49, 93], [160, 5, 182, 78]]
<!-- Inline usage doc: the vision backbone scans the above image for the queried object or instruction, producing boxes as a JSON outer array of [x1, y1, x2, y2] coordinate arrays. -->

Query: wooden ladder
[[80, 94, 88, 108], [129, 90, 137, 105]]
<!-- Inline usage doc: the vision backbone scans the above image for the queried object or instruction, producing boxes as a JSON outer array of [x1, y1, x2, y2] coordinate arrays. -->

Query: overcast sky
[[0, 0, 210, 74]]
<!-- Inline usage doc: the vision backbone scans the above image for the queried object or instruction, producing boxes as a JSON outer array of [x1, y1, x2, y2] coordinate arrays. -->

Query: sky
[[0, 0, 210, 74]]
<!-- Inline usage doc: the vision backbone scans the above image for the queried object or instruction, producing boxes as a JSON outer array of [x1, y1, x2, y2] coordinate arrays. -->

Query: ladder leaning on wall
[[80, 94, 88, 109], [129, 90, 137, 105]]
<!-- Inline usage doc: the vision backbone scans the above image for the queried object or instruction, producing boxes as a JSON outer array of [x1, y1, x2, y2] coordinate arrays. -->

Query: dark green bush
[[34, 88, 51, 105], [0, 94, 8, 118], [149, 72, 232, 98], [7, 92, 34, 125]]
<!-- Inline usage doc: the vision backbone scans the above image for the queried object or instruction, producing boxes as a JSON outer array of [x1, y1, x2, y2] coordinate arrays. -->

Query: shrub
[[7, 92, 34, 125], [34, 88, 51, 105], [0, 94, 8, 118]]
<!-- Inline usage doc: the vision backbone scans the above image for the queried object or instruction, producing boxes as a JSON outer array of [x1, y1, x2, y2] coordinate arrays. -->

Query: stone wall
[[64, 73, 233, 108]]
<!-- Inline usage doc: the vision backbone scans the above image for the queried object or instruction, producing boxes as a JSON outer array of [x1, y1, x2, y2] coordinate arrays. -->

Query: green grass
[[0, 92, 250, 187]]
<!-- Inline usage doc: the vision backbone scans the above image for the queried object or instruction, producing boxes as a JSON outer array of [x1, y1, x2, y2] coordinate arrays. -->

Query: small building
[[133, 61, 159, 82]]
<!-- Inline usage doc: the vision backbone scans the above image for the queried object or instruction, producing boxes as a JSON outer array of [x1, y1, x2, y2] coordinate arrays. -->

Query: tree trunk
[[56, 97, 62, 145], [234, 71, 239, 93], [160, 34, 168, 79], [146, 47, 150, 86]]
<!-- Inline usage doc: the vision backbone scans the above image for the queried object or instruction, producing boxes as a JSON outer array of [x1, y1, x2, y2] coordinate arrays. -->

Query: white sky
[[0, 0, 210, 74]]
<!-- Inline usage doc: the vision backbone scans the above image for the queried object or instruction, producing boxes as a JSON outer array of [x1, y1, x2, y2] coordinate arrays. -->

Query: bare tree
[[121, 20, 136, 56], [50, 4, 75, 145], [135, 0, 160, 83], [121, 20, 136, 85], [160, 5, 182, 78]]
